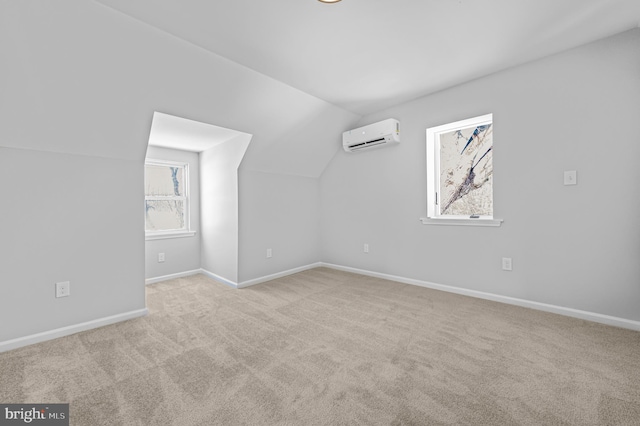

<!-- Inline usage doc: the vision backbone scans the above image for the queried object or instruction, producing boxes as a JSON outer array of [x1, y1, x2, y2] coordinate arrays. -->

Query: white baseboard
[[1, 263, 317, 353], [145, 269, 202, 285], [7, 264, 635, 353], [320, 262, 640, 332], [200, 263, 322, 289], [238, 262, 322, 288], [0, 308, 148, 353], [200, 269, 238, 288]]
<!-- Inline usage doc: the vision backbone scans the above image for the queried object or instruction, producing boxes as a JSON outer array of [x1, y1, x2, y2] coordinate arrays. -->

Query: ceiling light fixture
[[318, 0, 341, 3]]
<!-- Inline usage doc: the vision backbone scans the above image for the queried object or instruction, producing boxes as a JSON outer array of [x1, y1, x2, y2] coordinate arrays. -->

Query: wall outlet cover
[[56, 281, 71, 298]]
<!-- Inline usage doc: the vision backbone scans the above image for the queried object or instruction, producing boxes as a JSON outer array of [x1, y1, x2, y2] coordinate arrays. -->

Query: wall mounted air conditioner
[[343, 118, 400, 152]]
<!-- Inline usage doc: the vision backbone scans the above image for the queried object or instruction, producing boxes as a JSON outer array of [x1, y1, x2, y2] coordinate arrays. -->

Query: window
[[424, 113, 502, 226], [144, 160, 193, 237]]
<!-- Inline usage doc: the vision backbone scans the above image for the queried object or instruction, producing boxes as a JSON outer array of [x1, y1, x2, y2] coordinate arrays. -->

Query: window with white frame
[[425, 113, 500, 225], [144, 160, 190, 234]]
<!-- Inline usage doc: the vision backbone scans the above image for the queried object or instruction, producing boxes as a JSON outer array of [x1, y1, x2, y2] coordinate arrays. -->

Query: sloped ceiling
[[3, 1, 639, 177], [95, 0, 640, 115], [0, 1, 358, 177]]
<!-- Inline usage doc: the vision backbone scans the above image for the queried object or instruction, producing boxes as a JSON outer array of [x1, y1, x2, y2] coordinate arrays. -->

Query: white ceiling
[[148, 112, 247, 152], [98, 0, 640, 116]]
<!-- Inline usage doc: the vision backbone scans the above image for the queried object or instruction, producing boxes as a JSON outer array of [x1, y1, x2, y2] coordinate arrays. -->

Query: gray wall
[[200, 136, 251, 283], [238, 170, 321, 283], [0, 148, 145, 342], [320, 29, 640, 322], [144, 146, 201, 280]]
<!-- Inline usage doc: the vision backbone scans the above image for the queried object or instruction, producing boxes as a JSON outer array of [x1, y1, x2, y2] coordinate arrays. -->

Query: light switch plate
[[502, 258, 512, 271]]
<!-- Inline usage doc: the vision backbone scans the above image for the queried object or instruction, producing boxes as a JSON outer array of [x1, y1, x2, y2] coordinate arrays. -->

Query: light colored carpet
[[1, 267, 639, 425]]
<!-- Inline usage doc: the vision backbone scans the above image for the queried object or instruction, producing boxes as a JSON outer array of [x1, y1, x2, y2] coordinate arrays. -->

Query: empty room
[[1, 1, 639, 425]]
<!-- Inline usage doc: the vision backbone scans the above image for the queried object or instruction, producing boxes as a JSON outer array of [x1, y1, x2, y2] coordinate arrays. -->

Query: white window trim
[[145, 159, 194, 239], [145, 230, 196, 241], [424, 113, 502, 227], [419, 217, 503, 227]]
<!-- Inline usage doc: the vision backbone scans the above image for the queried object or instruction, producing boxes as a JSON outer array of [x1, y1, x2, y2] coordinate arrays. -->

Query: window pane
[[145, 165, 184, 196], [439, 123, 493, 216], [145, 200, 185, 231]]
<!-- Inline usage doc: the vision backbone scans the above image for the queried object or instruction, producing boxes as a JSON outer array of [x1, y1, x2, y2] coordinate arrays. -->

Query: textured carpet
[[1, 267, 639, 425]]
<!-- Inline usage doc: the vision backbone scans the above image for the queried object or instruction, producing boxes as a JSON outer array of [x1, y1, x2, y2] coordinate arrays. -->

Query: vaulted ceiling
[[95, 0, 640, 115]]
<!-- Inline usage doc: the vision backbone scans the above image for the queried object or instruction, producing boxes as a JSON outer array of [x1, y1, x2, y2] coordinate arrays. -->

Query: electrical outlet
[[364, 243, 369, 253], [56, 281, 70, 298], [267, 248, 272, 258], [158, 253, 165, 263], [564, 170, 577, 185], [502, 257, 513, 271]]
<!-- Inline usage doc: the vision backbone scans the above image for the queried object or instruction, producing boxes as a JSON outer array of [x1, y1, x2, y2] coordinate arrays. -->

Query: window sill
[[420, 218, 503, 227], [145, 231, 196, 241]]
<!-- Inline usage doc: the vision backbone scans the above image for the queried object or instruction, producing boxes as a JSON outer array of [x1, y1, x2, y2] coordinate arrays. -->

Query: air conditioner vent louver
[[342, 119, 400, 153], [347, 137, 387, 149]]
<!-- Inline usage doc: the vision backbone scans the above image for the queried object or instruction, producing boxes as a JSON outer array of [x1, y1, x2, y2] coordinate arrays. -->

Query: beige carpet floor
[[1, 267, 639, 425]]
